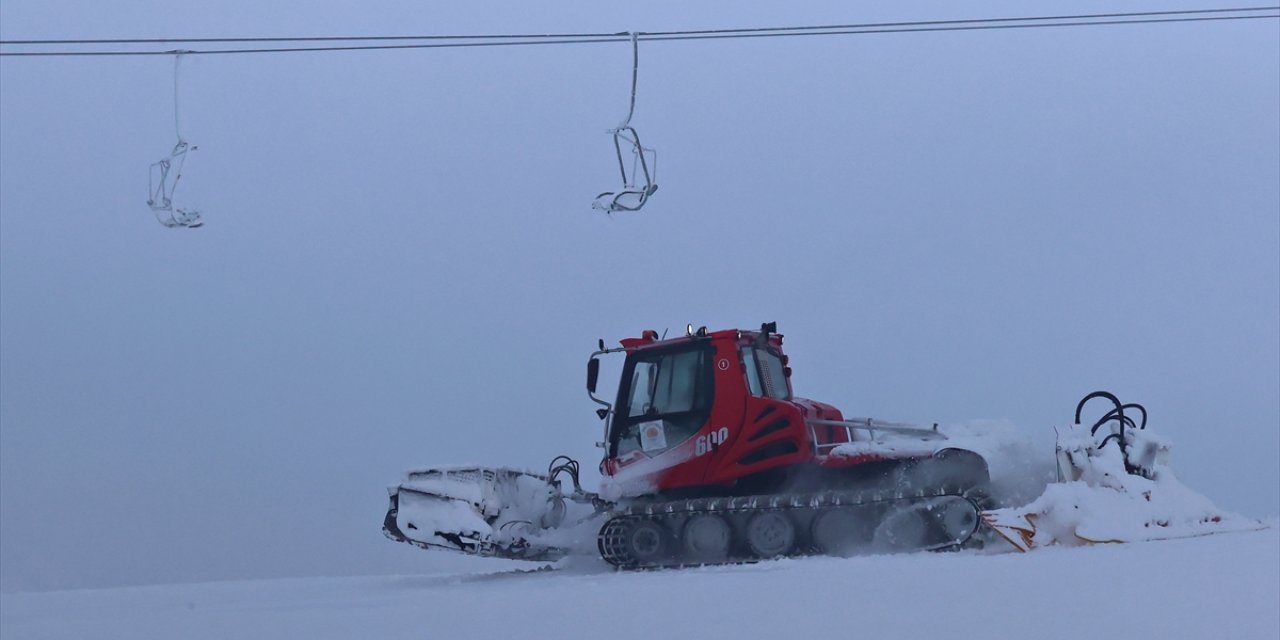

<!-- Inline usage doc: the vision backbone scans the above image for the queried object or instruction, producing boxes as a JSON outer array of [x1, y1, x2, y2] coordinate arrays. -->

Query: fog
[[1, 1, 1276, 592]]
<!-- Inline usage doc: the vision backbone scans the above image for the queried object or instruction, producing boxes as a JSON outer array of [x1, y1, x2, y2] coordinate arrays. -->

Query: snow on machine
[[383, 323, 994, 568]]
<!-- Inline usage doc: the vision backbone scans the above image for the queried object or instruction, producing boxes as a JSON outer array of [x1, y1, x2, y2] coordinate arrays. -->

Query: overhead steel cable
[[638, 6, 1280, 36], [0, 36, 624, 57], [1, 7, 1276, 57], [642, 13, 1280, 43], [0, 31, 620, 46], [2, 6, 1275, 46]]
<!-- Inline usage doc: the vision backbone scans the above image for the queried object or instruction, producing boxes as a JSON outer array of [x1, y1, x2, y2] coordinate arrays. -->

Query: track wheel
[[810, 509, 869, 556], [937, 498, 979, 543], [625, 520, 673, 565], [682, 514, 732, 563], [872, 505, 930, 552], [745, 512, 795, 559]]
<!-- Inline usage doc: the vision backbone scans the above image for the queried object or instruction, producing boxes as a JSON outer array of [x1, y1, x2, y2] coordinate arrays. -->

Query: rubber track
[[597, 484, 986, 569]]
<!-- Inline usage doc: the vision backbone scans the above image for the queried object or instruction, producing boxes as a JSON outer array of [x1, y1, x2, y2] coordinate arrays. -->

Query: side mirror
[[587, 358, 600, 394]]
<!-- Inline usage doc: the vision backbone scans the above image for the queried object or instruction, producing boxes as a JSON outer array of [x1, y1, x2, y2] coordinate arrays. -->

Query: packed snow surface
[[3, 526, 1276, 640], [8, 417, 1272, 639]]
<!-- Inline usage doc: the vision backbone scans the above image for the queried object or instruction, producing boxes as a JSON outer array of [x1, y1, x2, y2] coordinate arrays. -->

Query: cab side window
[[742, 347, 790, 400]]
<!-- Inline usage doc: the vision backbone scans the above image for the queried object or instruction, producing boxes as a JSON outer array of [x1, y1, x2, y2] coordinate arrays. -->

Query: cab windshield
[[611, 344, 714, 457]]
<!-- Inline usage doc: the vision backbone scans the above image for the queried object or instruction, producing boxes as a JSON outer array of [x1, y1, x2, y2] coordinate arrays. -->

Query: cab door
[[602, 342, 718, 496]]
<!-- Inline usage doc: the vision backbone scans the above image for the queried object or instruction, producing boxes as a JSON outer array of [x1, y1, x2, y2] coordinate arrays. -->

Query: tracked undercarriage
[[598, 485, 987, 568], [383, 448, 993, 569]]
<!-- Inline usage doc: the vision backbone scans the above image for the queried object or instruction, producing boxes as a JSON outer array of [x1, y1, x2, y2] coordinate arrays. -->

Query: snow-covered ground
[[3, 525, 1275, 640], [9, 417, 1274, 640]]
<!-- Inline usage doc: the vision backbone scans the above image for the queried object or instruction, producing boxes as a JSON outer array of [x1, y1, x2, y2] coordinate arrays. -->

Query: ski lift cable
[[640, 6, 1280, 36], [640, 14, 1280, 43], [0, 31, 621, 46], [1, 6, 1275, 46], [1, 9, 1276, 56], [2, 16, 1275, 56]]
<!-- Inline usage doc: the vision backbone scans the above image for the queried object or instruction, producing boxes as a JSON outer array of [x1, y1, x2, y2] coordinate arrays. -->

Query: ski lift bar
[[592, 32, 658, 214], [146, 51, 203, 229]]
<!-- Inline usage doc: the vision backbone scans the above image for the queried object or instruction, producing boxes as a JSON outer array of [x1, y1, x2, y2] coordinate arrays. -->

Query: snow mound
[[982, 421, 1266, 550]]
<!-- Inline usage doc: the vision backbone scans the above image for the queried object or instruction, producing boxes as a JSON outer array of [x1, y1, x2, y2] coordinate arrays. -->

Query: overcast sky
[[1, 1, 1276, 592]]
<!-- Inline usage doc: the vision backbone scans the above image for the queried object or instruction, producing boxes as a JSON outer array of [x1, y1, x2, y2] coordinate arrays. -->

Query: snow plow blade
[[382, 467, 569, 560]]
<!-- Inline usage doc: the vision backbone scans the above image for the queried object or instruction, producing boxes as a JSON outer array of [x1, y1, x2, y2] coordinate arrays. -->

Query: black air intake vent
[[749, 418, 791, 442], [738, 441, 799, 465]]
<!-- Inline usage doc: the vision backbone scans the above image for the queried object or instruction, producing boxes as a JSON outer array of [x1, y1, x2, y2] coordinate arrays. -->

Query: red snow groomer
[[383, 323, 992, 568]]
